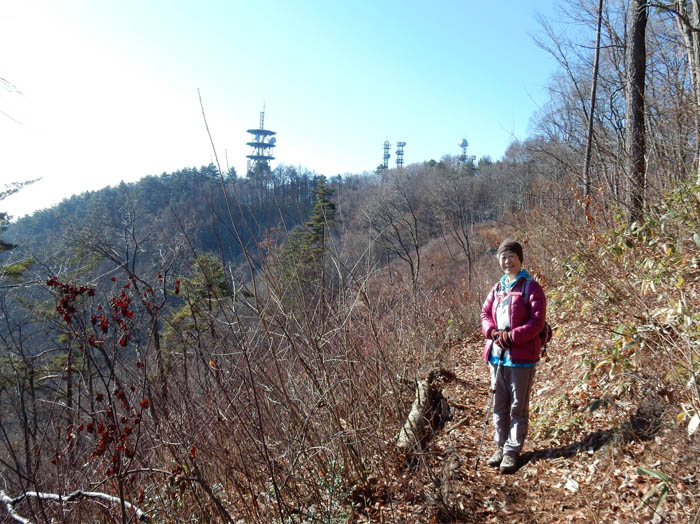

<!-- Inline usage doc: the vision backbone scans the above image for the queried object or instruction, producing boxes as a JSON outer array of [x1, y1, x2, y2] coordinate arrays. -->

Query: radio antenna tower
[[246, 107, 276, 175], [395, 141, 406, 168], [457, 138, 469, 165], [382, 140, 391, 170]]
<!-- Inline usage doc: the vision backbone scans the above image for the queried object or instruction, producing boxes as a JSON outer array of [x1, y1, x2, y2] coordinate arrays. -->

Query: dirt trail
[[351, 333, 698, 523]]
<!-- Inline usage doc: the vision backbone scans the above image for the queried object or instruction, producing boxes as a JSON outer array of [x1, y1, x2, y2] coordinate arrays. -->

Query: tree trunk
[[396, 380, 432, 451], [396, 377, 450, 452], [583, 0, 605, 203], [675, 0, 700, 184], [626, 0, 647, 223]]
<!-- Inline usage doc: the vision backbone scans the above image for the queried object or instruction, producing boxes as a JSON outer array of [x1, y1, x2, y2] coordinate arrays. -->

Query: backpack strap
[[519, 277, 550, 352], [522, 278, 531, 307]]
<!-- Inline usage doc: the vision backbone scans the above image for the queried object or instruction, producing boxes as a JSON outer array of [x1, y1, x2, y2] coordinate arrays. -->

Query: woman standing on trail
[[480, 239, 546, 474]]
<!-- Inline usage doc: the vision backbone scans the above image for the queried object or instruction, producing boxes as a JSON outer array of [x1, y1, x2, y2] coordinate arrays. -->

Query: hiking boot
[[499, 453, 518, 474], [486, 447, 503, 468]]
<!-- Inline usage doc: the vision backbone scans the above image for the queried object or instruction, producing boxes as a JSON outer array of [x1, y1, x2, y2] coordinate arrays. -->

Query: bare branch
[[0, 489, 149, 523]]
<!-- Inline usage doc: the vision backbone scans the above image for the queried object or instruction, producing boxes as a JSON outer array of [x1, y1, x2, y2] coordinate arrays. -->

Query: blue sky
[[1, 1, 564, 218]]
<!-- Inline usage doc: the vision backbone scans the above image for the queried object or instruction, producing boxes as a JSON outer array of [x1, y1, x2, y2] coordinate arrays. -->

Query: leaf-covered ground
[[348, 326, 699, 523]]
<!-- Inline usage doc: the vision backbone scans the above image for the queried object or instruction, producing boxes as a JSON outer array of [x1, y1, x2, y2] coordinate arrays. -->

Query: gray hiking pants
[[489, 363, 536, 456]]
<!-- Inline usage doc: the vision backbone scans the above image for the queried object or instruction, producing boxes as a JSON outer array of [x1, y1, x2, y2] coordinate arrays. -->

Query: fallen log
[[396, 376, 451, 452], [396, 379, 432, 451], [433, 445, 474, 521]]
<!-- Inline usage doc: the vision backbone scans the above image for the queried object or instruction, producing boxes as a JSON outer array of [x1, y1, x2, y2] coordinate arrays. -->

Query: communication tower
[[395, 141, 406, 168], [382, 140, 391, 170], [246, 108, 276, 175], [457, 138, 469, 165]]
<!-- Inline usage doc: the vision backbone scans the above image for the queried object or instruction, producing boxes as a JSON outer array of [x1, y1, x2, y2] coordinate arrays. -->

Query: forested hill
[[7, 163, 326, 265], [4, 149, 558, 286]]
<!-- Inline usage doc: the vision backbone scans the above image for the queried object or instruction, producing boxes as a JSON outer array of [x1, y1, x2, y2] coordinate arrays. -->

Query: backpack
[[497, 278, 553, 357]]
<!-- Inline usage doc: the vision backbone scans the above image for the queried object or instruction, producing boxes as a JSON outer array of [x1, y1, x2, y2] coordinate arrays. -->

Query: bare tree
[[429, 169, 476, 285], [362, 170, 426, 290], [583, 0, 606, 203], [675, 1, 700, 183], [652, 0, 700, 183], [534, 0, 695, 208], [626, 0, 648, 222]]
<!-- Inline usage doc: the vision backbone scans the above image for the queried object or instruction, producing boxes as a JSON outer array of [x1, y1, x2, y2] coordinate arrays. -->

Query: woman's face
[[498, 250, 521, 277]]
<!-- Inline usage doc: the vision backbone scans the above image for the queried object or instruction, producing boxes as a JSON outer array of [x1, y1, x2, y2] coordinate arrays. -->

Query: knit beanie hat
[[497, 239, 523, 262]]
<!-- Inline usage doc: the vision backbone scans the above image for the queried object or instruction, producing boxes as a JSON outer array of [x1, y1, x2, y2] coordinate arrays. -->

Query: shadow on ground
[[520, 429, 614, 468], [517, 396, 668, 471]]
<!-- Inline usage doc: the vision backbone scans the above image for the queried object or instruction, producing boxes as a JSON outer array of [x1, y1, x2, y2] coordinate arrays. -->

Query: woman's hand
[[497, 330, 512, 349]]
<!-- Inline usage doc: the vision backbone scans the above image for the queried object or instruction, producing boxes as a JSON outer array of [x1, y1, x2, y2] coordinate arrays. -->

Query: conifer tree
[[0, 211, 15, 253], [1, 181, 37, 281], [163, 254, 231, 367], [274, 176, 336, 301], [306, 175, 336, 266]]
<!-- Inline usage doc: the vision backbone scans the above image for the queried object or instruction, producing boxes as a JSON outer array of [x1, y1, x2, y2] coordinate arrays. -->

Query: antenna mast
[[246, 107, 276, 175], [395, 141, 406, 168], [457, 138, 476, 173], [457, 138, 469, 165], [382, 140, 391, 171]]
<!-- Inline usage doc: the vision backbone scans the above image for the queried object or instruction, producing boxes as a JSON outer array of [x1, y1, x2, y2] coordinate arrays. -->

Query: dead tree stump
[[396, 372, 451, 452]]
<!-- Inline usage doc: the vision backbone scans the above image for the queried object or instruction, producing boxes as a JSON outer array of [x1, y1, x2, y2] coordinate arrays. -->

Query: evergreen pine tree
[[274, 176, 336, 301], [0, 211, 16, 253], [1, 181, 37, 280], [306, 175, 336, 266]]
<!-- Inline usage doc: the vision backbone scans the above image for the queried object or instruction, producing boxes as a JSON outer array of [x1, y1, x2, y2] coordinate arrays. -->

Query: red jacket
[[480, 277, 547, 364]]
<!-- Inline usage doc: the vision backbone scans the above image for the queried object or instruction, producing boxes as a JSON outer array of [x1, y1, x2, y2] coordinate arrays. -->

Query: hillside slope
[[349, 330, 696, 523], [348, 184, 700, 523]]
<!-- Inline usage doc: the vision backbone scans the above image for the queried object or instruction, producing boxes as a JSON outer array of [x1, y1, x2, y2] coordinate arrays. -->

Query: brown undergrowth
[[347, 181, 700, 523], [3, 180, 698, 523]]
